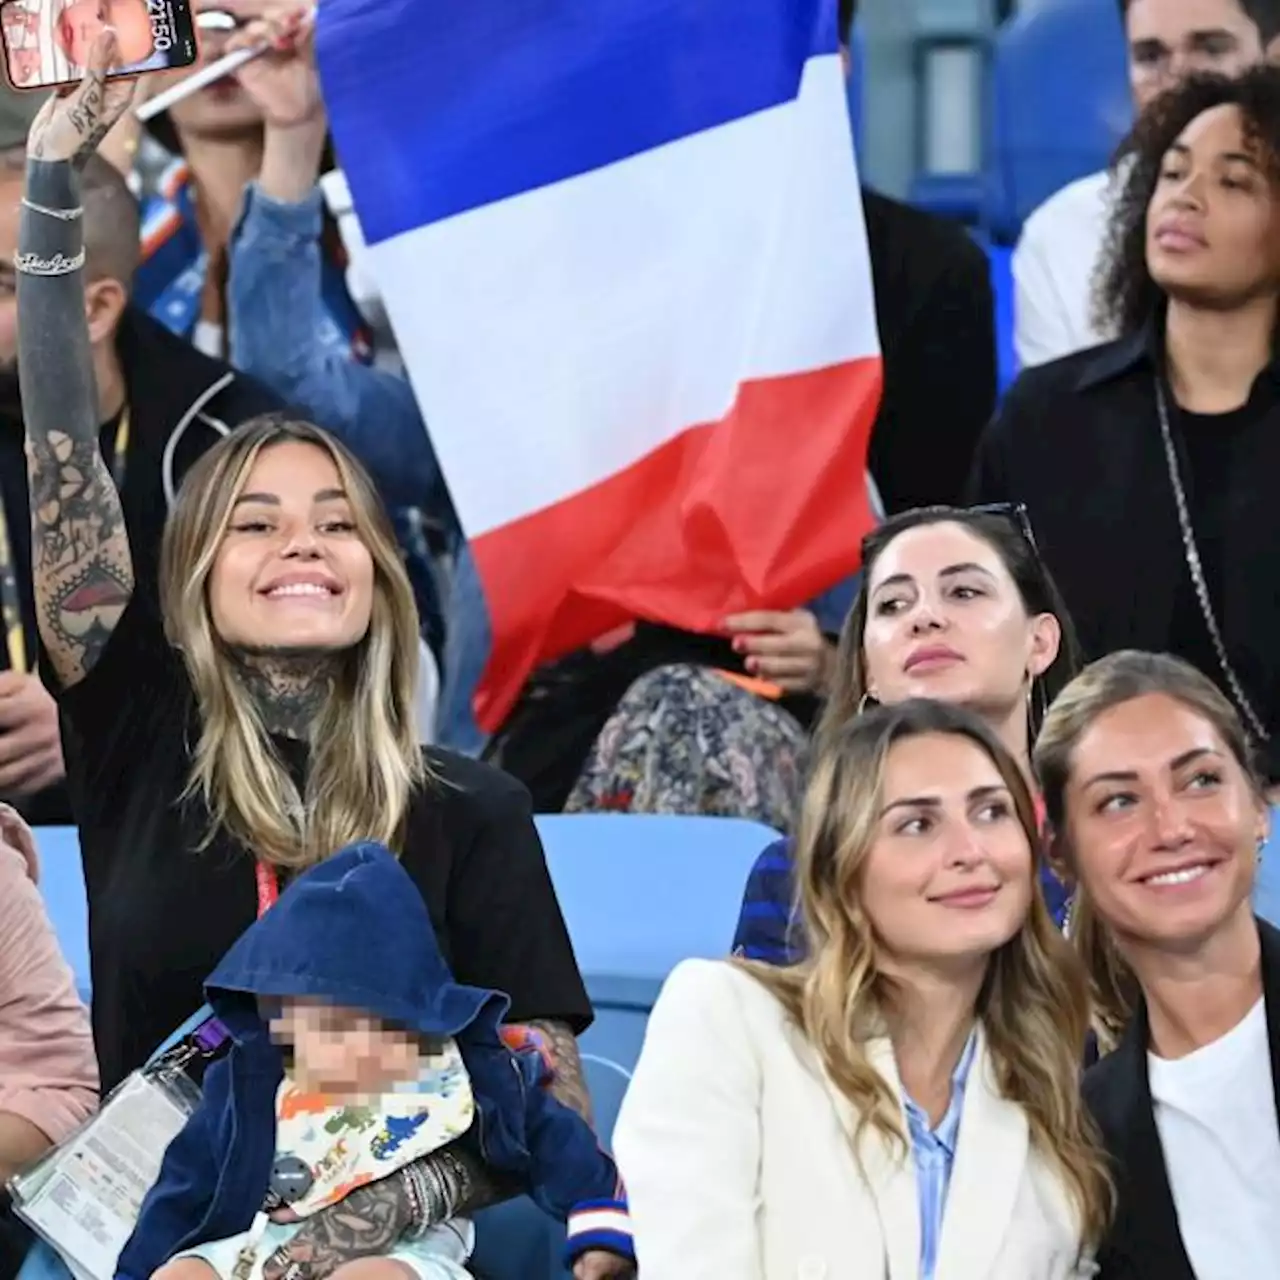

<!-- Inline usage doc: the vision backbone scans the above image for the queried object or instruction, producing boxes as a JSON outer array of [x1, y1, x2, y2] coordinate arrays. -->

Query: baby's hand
[[267, 1205, 300, 1225], [573, 1250, 634, 1280]]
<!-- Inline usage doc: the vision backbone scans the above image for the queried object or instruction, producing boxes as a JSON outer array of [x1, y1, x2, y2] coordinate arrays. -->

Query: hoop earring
[[856, 693, 871, 715]]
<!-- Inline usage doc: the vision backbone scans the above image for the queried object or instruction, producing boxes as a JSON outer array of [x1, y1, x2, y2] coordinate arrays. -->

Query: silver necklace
[[1154, 379, 1270, 742]]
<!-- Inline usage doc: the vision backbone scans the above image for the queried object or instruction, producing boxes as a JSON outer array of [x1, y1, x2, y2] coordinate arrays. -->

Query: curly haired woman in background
[[615, 699, 1111, 1278], [972, 65, 1280, 794]]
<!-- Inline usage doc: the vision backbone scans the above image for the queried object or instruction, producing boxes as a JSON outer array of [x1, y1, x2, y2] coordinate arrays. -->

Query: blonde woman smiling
[[615, 699, 1111, 1279], [17, 45, 616, 1280], [1036, 651, 1280, 1279]]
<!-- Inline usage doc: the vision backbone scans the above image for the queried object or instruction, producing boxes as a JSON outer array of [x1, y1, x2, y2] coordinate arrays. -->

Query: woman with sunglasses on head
[[733, 503, 1081, 965], [972, 66, 1280, 793], [616, 699, 1112, 1278], [1035, 650, 1280, 1279]]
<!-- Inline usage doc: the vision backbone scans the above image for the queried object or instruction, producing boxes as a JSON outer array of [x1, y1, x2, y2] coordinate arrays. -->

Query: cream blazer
[[613, 959, 1097, 1280]]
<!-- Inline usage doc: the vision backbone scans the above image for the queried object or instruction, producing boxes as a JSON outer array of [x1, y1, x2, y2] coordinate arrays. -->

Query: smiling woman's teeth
[[1146, 865, 1210, 887], [269, 584, 330, 598]]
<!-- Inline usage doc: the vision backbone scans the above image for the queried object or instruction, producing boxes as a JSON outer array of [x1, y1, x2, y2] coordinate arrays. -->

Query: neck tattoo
[[234, 648, 340, 740]]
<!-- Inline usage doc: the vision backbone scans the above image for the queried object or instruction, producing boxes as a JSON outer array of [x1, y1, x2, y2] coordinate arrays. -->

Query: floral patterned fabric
[[565, 664, 809, 832]]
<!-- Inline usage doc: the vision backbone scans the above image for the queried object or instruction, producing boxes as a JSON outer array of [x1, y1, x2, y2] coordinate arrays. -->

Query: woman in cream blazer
[[615, 701, 1112, 1279]]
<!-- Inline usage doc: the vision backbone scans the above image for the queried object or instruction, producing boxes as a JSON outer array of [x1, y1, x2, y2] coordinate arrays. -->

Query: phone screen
[[0, 0, 197, 91]]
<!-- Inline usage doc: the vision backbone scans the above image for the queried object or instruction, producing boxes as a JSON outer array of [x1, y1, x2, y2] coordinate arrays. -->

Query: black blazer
[[968, 325, 1280, 780], [1082, 919, 1280, 1278], [862, 188, 996, 513]]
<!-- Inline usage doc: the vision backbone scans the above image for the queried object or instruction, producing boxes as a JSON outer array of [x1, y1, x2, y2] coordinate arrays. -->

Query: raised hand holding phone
[[27, 27, 137, 165], [0, 0, 197, 92]]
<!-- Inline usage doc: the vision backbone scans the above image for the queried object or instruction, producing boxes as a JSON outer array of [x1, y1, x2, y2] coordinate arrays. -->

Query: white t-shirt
[[1011, 169, 1113, 369], [1148, 997, 1280, 1280]]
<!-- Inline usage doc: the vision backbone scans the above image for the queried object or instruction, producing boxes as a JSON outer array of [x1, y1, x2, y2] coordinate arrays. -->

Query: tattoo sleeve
[[525, 1018, 595, 1126], [18, 160, 133, 690], [262, 1021, 596, 1277], [261, 1173, 420, 1280]]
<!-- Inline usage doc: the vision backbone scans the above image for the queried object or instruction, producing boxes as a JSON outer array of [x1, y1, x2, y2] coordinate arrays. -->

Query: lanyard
[[255, 861, 280, 917], [0, 409, 130, 674]]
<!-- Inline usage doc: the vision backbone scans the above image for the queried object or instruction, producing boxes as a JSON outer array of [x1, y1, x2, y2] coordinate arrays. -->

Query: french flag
[[318, 0, 882, 731]]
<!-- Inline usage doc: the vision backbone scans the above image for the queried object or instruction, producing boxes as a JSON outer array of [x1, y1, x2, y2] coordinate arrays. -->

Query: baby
[[115, 843, 632, 1280]]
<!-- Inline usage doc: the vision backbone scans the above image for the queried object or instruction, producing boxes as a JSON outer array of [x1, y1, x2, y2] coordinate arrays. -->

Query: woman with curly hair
[[971, 66, 1280, 791]]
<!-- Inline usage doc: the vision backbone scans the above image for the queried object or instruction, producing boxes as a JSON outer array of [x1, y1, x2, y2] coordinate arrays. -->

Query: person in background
[[614, 700, 1112, 1278], [131, 0, 361, 366], [17, 42, 616, 1280], [972, 68, 1280, 790], [0, 802, 97, 1279], [840, 0, 997, 512], [220, 2, 457, 660], [128, 1, 449, 661], [733, 505, 1079, 965], [1035, 651, 1280, 1278], [0, 144, 280, 827], [1014, 0, 1280, 368]]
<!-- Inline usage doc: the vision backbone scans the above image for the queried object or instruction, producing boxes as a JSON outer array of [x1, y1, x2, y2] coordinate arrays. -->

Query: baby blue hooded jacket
[[115, 843, 629, 1277]]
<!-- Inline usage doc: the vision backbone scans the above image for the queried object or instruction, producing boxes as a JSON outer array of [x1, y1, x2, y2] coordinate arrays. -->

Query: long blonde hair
[[159, 415, 427, 869], [1034, 650, 1265, 1049], [745, 699, 1113, 1247]]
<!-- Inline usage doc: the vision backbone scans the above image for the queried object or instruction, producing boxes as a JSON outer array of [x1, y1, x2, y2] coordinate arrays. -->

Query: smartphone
[[0, 0, 197, 92]]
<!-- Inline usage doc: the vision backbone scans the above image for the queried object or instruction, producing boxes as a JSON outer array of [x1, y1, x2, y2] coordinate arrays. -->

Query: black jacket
[[1083, 919, 1280, 1279], [862, 188, 996, 513], [969, 325, 1280, 780], [1, 308, 283, 825]]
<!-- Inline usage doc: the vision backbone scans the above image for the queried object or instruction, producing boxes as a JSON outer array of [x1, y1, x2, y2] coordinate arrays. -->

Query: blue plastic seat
[[984, 0, 1132, 240]]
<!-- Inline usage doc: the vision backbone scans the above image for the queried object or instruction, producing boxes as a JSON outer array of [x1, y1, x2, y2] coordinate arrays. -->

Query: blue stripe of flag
[[317, 0, 841, 247]]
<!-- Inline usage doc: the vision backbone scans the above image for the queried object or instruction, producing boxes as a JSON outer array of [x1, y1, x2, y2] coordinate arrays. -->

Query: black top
[[969, 321, 1280, 779], [861, 188, 997, 513], [57, 594, 592, 1095], [0, 308, 282, 826], [1082, 920, 1280, 1279]]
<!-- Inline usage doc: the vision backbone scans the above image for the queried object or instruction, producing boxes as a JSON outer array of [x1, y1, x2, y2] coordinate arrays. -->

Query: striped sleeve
[[730, 838, 802, 966]]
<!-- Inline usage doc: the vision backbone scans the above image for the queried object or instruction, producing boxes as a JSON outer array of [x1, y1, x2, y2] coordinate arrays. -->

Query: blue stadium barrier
[[984, 0, 1131, 240], [26, 814, 779, 1280]]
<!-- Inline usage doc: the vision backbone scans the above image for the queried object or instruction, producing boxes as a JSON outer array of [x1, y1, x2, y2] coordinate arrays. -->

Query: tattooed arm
[[19, 39, 137, 690], [261, 1020, 593, 1280]]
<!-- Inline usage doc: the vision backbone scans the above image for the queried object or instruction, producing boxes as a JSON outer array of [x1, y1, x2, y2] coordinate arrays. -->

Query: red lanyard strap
[[255, 861, 280, 918]]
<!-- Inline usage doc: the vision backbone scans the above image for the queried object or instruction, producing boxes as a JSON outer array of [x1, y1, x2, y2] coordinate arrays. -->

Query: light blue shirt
[[901, 1030, 978, 1280]]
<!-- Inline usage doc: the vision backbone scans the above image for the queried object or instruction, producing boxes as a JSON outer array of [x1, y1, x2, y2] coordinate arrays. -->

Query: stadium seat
[[984, 0, 1131, 240], [473, 814, 779, 1278], [848, 19, 865, 155], [31, 826, 89, 1004], [983, 238, 1019, 394]]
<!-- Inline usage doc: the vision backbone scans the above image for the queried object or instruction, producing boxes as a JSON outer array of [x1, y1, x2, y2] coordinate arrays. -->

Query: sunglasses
[[968, 500, 1039, 553]]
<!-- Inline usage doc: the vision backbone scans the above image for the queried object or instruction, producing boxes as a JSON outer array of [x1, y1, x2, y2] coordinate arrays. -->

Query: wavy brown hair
[[1034, 650, 1265, 1049], [745, 699, 1113, 1248], [1094, 65, 1280, 337], [159, 415, 427, 870]]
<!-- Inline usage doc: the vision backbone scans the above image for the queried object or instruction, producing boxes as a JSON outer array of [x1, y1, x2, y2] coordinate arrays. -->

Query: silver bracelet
[[401, 1162, 450, 1240], [21, 197, 82, 221], [13, 248, 85, 277]]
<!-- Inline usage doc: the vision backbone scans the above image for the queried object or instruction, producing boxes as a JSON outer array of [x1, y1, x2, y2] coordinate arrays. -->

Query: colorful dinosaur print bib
[[272, 1037, 475, 1216]]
